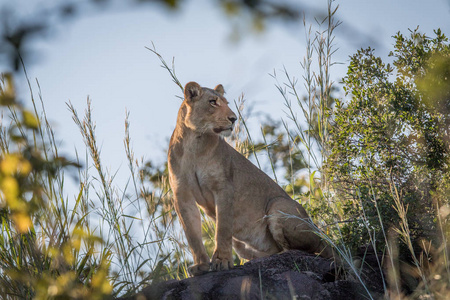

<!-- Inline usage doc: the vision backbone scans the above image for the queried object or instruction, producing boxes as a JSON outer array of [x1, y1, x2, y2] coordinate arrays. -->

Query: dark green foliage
[[326, 28, 450, 254]]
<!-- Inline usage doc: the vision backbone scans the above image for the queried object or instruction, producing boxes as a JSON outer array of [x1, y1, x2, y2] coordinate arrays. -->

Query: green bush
[[324, 28, 450, 279]]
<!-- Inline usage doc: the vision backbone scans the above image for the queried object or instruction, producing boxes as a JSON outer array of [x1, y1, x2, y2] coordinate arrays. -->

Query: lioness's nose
[[228, 115, 237, 124]]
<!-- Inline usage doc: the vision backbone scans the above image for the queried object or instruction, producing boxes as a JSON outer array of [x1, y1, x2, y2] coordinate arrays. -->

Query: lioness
[[168, 82, 334, 276]]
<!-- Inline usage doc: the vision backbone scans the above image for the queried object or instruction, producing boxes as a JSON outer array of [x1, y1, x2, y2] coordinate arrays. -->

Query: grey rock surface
[[118, 250, 384, 300]]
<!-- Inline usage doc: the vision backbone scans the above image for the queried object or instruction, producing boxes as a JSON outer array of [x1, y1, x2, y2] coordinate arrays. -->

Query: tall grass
[[267, 0, 376, 296], [1, 71, 113, 299], [0, 60, 188, 298]]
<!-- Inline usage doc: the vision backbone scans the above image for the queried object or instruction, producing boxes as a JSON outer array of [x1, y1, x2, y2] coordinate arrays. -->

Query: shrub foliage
[[326, 29, 450, 254]]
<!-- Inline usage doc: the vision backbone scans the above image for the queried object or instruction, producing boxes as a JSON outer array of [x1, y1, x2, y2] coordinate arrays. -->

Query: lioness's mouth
[[213, 127, 233, 134]]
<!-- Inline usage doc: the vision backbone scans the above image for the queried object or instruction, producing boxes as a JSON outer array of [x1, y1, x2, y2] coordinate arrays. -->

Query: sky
[[2, 0, 450, 193]]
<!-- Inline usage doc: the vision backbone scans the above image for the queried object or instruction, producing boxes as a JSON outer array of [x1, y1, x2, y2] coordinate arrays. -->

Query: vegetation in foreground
[[0, 2, 449, 299]]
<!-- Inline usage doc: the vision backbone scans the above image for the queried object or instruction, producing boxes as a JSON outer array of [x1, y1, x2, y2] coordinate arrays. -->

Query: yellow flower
[[0, 154, 32, 175], [1, 155, 20, 174], [12, 212, 32, 233], [1, 177, 20, 207]]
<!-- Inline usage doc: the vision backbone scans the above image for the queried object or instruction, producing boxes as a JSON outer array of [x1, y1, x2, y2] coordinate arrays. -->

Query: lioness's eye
[[209, 99, 217, 106]]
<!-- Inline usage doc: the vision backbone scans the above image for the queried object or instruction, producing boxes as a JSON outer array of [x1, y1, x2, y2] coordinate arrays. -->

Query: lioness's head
[[183, 81, 237, 137]]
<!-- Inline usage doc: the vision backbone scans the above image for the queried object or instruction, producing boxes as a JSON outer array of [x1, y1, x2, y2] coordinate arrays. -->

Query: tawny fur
[[168, 82, 334, 276]]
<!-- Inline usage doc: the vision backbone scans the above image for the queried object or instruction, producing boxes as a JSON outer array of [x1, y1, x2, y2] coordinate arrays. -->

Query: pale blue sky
[[3, 0, 450, 187]]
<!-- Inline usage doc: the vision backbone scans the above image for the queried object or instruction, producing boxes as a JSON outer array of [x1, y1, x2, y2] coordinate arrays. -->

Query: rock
[[117, 250, 384, 300]]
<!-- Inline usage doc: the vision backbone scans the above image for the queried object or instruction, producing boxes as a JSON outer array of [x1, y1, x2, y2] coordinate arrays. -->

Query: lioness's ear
[[184, 82, 203, 102], [214, 84, 225, 96]]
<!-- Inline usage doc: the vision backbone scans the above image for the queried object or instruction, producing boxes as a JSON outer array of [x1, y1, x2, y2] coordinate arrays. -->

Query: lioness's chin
[[219, 129, 232, 137]]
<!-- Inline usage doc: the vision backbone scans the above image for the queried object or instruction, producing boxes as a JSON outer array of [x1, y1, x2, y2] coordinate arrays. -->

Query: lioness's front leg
[[172, 190, 210, 276], [211, 187, 234, 271]]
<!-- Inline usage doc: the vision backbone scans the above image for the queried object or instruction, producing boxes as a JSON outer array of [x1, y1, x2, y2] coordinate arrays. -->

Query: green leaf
[[22, 110, 40, 130]]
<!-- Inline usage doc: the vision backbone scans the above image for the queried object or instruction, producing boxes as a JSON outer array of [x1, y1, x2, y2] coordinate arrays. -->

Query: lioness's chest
[[178, 155, 223, 214], [172, 138, 232, 217]]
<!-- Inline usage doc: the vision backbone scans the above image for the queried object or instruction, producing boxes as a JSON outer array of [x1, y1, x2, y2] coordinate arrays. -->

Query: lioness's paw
[[188, 262, 210, 276], [211, 252, 233, 271]]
